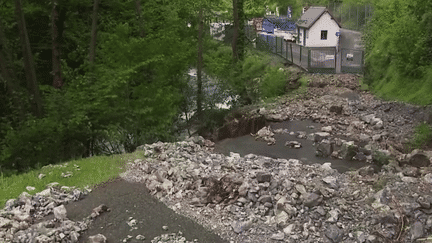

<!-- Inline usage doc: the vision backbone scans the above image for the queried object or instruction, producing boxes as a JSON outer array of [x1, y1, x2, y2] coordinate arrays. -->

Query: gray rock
[[321, 126, 332, 133], [327, 209, 340, 223], [403, 166, 420, 177], [372, 134, 381, 142], [295, 184, 307, 195], [330, 105, 343, 114], [91, 204, 109, 219], [256, 172, 272, 183], [359, 134, 370, 142], [409, 150, 431, 167], [231, 220, 252, 233], [258, 195, 272, 204], [358, 166, 375, 176], [354, 152, 367, 161], [411, 221, 424, 241], [322, 176, 338, 189], [325, 224, 343, 242], [361, 114, 375, 124], [425, 173, 432, 184], [356, 231, 366, 243], [275, 210, 290, 227], [296, 131, 307, 139], [88, 233, 107, 243], [270, 232, 285, 240], [26, 186, 35, 192], [283, 224, 295, 235], [340, 141, 358, 160], [314, 132, 330, 142], [303, 193, 322, 208], [316, 140, 333, 157], [136, 234, 145, 240], [285, 141, 302, 148], [53, 205, 67, 220]]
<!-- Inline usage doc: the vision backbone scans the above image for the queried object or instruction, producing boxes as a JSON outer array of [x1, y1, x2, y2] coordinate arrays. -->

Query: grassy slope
[[0, 151, 146, 209], [370, 65, 432, 106]]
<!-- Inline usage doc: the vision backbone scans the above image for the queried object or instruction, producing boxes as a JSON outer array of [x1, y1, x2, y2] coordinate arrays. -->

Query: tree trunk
[[52, 0, 63, 89], [15, 0, 43, 118], [0, 20, 25, 122], [196, 7, 204, 120], [89, 0, 100, 65], [232, 0, 245, 63], [135, 0, 145, 38]]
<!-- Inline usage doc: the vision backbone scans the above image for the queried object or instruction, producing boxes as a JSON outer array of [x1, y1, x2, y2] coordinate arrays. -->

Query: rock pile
[[120, 136, 432, 243], [0, 182, 100, 242]]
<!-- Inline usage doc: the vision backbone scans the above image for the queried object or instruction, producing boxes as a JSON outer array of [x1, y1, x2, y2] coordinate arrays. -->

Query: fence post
[[266, 35, 269, 52], [286, 41, 288, 60], [308, 49, 311, 69], [290, 44, 293, 63], [276, 37, 278, 55], [300, 46, 302, 64]]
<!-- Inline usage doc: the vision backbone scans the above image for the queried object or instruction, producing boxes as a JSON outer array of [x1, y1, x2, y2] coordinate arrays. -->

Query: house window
[[321, 30, 328, 40]]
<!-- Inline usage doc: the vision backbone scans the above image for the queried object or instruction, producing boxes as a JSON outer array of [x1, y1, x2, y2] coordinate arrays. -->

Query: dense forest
[[0, 0, 431, 174]]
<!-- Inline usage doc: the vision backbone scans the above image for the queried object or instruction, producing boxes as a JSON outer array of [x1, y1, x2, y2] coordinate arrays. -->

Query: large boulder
[[316, 140, 333, 158], [339, 141, 358, 160]]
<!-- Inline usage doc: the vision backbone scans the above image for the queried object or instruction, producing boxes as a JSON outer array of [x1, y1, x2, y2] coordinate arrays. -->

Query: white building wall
[[306, 12, 340, 47]]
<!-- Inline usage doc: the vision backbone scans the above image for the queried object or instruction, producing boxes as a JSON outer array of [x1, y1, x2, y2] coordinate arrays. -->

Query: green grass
[[370, 65, 432, 105], [0, 151, 145, 209], [408, 122, 432, 151]]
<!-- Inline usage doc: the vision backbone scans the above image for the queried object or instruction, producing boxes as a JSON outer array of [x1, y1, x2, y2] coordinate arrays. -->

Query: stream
[[213, 119, 367, 173]]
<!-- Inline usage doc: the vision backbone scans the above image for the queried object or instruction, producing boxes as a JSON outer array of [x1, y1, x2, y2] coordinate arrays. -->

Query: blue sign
[[336, 32, 341, 36]]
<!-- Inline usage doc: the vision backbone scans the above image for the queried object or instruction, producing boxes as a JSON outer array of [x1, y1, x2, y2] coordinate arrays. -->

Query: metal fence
[[341, 49, 364, 73], [254, 32, 363, 74]]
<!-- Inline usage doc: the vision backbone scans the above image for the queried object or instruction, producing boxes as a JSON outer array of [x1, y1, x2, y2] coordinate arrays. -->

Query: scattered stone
[[325, 224, 343, 242], [270, 232, 285, 240], [408, 150, 431, 167], [321, 126, 332, 133], [316, 140, 333, 157], [91, 204, 109, 219], [329, 105, 343, 114], [285, 141, 302, 148], [314, 132, 330, 142], [256, 172, 272, 183], [303, 193, 322, 208], [25, 186, 35, 192], [136, 234, 145, 240], [411, 221, 424, 241], [231, 220, 252, 234], [162, 225, 169, 231], [283, 224, 295, 235], [53, 205, 67, 220], [88, 234, 107, 243]]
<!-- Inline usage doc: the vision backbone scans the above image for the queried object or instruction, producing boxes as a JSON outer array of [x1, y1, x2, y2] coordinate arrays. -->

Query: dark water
[[214, 120, 368, 173]]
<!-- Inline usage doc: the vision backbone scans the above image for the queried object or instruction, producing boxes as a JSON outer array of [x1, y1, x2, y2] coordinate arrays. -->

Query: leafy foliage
[[260, 66, 287, 99], [363, 0, 432, 105]]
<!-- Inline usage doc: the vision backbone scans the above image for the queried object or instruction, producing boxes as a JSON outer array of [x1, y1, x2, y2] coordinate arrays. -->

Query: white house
[[296, 6, 341, 47]]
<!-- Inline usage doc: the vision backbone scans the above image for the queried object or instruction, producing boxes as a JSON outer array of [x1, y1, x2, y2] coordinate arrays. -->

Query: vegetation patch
[[408, 122, 432, 151], [0, 153, 130, 209]]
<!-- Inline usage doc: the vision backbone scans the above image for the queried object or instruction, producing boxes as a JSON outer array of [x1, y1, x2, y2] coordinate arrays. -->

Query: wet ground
[[62, 177, 228, 243], [214, 119, 367, 173]]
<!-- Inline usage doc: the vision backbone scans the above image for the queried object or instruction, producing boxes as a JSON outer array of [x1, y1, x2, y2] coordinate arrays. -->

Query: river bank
[[2, 70, 432, 242]]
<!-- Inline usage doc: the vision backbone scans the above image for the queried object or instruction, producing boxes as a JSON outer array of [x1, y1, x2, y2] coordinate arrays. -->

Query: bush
[[260, 66, 287, 99], [0, 117, 88, 172]]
